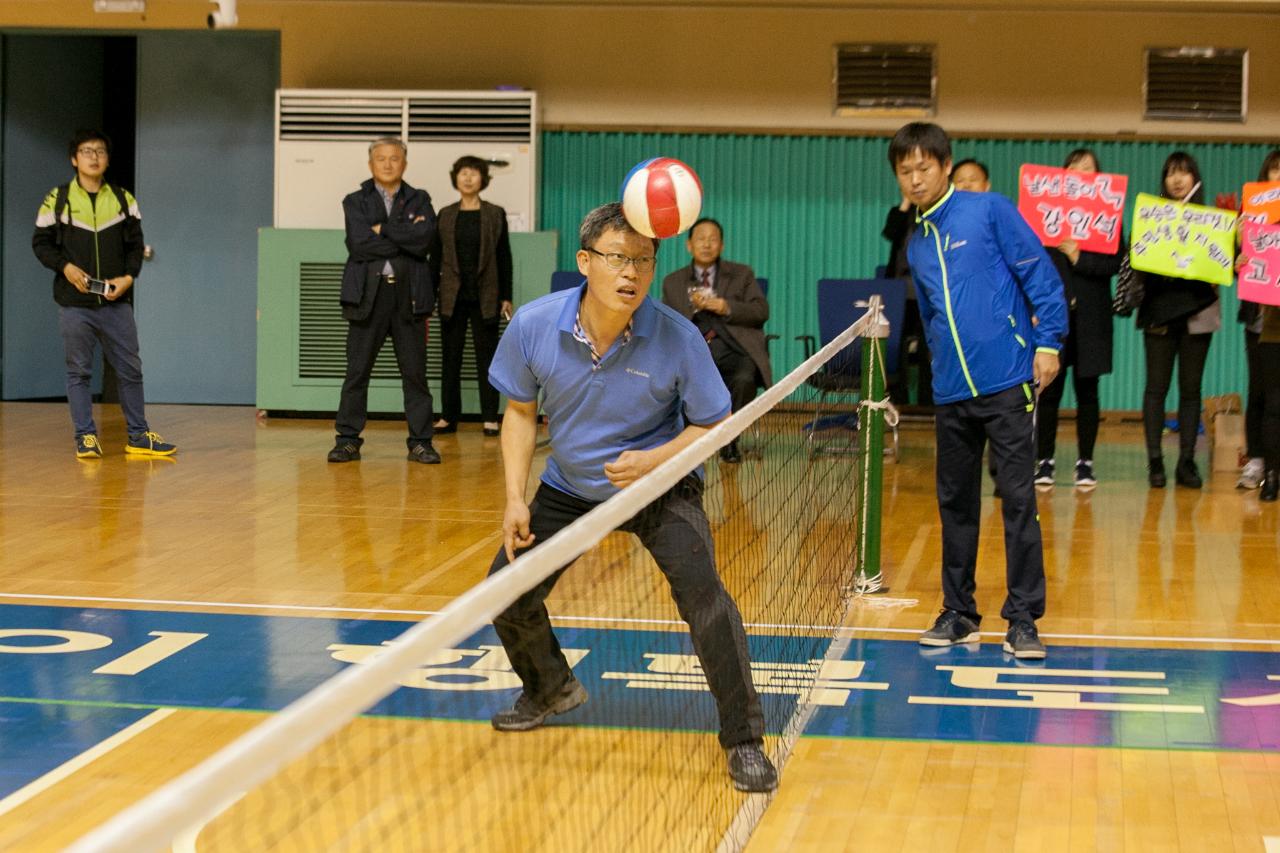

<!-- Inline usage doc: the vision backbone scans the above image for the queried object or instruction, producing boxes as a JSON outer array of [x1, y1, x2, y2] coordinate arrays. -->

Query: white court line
[[0, 708, 174, 819], [1265, 836, 1280, 853], [1, 592, 1277, 647], [399, 532, 502, 595]]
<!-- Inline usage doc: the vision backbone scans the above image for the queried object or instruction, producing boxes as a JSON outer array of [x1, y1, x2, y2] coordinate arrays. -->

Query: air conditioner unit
[[274, 89, 537, 231]]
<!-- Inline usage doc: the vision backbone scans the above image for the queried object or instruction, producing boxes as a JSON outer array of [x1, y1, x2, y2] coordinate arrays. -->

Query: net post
[[857, 295, 888, 590]]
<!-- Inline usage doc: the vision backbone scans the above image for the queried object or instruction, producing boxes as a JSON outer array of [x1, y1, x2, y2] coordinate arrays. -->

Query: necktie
[[701, 269, 712, 291]]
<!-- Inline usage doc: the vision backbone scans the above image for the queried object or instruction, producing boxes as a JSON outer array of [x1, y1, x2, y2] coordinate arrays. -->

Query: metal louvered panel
[[408, 98, 533, 143], [1144, 48, 1247, 122], [834, 44, 935, 116], [279, 95, 405, 141], [296, 262, 508, 382]]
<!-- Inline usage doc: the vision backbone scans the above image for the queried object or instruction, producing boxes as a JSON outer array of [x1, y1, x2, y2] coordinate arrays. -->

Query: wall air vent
[[834, 43, 935, 116], [1144, 47, 1247, 122]]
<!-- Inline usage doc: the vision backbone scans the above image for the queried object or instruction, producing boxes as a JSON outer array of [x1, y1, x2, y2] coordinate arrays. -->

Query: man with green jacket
[[32, 129, 175, 459]]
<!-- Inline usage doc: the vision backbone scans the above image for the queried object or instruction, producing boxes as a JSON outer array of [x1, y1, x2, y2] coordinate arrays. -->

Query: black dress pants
[[1258, 341, 1280, 471], [488, 478, 765, 749], [1142, 328, 1212, 461], [709, 336, 759, 414], [440, 298, 501, 424], [1245, 330, 1263, 459], [335, 277, 434, 447], [935, 384, 1047, 626]]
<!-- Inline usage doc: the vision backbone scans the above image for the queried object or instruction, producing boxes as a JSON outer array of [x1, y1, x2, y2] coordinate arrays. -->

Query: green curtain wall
[[540, 130, 1276, 411]]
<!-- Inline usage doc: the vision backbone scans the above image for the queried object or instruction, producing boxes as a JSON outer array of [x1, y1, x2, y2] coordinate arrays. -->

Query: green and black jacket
[[32, 179, 145, 308]]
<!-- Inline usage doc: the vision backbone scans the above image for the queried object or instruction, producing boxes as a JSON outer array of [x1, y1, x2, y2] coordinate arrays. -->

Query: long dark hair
[[1160, 151, 1204, 204], [1063, 148, 1100, 171], [1259, 149, 1280, 182]]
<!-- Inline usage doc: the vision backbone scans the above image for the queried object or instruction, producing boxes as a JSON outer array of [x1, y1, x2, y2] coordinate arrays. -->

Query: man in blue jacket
[[330, 137, 440, 464], [889, 123, 1067, 659]]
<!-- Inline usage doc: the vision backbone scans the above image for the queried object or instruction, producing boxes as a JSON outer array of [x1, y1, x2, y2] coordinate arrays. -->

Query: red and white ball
[[620, 157, 703, 239]]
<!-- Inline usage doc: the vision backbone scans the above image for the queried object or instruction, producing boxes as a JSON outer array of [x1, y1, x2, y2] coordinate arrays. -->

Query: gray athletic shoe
[[1003, 620, 1047, 659], [919, 610, 981, 647], [726, 743, 778, 792], [491, 677, 588, 732]]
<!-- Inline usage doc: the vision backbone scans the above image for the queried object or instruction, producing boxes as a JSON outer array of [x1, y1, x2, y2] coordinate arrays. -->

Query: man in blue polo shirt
[[484, 202, 776, 793]]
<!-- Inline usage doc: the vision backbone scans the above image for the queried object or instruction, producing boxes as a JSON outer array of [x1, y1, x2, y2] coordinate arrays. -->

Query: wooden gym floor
[[0, 401, 1276, 852]]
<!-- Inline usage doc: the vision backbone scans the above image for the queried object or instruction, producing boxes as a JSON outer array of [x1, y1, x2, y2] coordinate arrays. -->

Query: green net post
[[857, 296, 889, 592]]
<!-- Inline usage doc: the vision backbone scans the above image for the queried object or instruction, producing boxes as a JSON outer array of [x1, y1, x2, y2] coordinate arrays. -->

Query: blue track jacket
[[906, 186, 1068, 405]]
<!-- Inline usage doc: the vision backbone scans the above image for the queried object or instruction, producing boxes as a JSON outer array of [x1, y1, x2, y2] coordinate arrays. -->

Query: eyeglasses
[[77, 147, 108, 158], [586, 247, 656, 272]]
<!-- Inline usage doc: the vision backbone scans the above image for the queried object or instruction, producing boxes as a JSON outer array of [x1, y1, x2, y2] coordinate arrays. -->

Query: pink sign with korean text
[[1017, 164, 1129, 254], [1239, 221, 1280, 307]]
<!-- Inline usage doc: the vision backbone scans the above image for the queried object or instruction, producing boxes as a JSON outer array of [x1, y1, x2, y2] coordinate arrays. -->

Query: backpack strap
[[108, 183, 132, 220]]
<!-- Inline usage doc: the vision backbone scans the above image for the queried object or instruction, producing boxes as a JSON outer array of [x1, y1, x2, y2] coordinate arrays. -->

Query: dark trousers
[[1258, 341, 1280, 471], [709, 337, 759, 414], [935, 384, 1047, 626], [890, 300, 933, 407], [1142, 329, 1212, 461], [335, 277, 434, 447], [1245, 330, 1263, 459], [58, 303, 148, 438], [1036, 369, 1100, 462], [488, 478, 765, 749], [440, 299, 500, 423]]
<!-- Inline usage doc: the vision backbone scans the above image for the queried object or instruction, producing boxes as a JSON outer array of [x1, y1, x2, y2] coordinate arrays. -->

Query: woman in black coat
[[1035, 149, 1120, 489], [1137, 152, 1220, 489], [429, 156, 513, 437]]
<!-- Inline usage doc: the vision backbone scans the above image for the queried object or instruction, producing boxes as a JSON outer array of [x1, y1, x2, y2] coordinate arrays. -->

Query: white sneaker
[[1238, 457, 1265, 490]]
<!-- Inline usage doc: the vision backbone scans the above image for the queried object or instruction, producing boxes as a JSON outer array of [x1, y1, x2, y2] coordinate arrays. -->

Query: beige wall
[[2, 1, 1278, 140]]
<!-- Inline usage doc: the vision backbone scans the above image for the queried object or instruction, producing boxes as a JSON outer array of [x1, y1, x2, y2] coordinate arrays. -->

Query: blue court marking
[[0, 603, 1277, 794]]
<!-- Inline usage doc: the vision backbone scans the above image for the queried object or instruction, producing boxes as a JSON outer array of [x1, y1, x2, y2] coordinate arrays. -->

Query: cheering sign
[[1239, 221, 1280, 307], [1242, 181, 1280, 225], [1129, 193, 1237, 287], [1017, 164, 1128, 253]]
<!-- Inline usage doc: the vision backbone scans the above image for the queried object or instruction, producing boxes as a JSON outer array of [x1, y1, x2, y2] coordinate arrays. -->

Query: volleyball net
[[70, 296, 895, 853]]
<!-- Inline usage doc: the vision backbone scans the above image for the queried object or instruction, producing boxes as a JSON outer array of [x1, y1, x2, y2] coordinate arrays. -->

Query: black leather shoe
[[1174, 457, 1202, 489], [327, 441, 360, 463], [432, 421, 458, 435], [1148, 457, 1166, 489], [1261, 469, 1279, 502], [719, 441, 742, 464], [725, 743, 778, 792], [408, 443, 441, 464]]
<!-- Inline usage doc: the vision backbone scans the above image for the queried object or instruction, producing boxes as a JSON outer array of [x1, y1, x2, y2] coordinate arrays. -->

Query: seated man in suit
[[661, 218, 771, 463]]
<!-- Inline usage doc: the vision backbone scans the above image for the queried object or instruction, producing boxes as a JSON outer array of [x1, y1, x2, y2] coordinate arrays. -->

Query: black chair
[[795, 279, 907, 458]]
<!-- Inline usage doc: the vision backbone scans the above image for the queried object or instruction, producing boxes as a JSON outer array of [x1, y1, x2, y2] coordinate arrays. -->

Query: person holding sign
[[1136, 152, 1220, 489], [888, 122, 1067, 660], [1237, 149, 1280, 492], [1037, 149, 1121, 489]]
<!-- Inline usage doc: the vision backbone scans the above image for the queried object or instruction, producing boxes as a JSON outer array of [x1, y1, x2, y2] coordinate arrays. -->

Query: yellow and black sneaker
[[126, 431, 177, 457], [75, 434, 103, 459]]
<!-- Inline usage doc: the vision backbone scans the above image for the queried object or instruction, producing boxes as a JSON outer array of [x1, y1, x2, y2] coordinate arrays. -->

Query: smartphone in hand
[[86, 278, 116, 296]]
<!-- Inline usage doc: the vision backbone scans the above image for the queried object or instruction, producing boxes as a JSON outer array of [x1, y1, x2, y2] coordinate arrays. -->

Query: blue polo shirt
[[489, 285, 731, 502]]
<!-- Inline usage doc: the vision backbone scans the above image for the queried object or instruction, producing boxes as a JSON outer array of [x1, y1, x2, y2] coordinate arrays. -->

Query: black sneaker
[[1003, 620, 1047, 659], [1175, 457, 1202, 489], [725, 743, 778, 793], [719, 440, 742, 464], [1148, 457, 1166, 489], [407, 443, 441, 464], [1261, 469, 1279, 502], [1074, 459, 1097, 488], [327, 441, 360, 463], [919, 610, 980, 647], [75, 434, 103, 459], [491, 677, 588, 732], [1034, 458, 1055, 486]]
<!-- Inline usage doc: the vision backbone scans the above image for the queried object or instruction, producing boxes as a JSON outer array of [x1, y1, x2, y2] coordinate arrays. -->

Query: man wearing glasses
[[483, 202, 778, 793], [32, 129, 176, 459]]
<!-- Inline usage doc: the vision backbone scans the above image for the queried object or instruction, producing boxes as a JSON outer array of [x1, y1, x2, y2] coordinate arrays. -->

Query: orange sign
[[1242, 181, 1280, 225]]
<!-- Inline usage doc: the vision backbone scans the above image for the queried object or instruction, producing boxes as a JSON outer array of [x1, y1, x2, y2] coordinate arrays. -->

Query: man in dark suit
[[661, 218, 771, 463], [330, 137, 441, 464]]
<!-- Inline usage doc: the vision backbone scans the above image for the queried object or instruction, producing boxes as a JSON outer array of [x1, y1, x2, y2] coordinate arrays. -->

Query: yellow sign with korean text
[[1129, 193, 1237, 287]]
